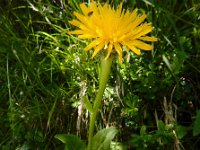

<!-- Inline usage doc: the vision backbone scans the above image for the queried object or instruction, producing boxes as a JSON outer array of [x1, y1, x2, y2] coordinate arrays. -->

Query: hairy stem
[[87, 56, 113, 150]]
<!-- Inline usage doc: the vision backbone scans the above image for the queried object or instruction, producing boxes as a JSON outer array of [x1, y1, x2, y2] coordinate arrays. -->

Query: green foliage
[[110, 141, 127, 150], [83, 96, 93, 113], [0, 0, 200, 149], [193, 110, 200, 136], [121, 95, 139, 117], [131, 121, 175, 150], [55, 127, 118, 150], [55, 134, 86, 150], [91, 127, 118, 150], [175, 125, 187, 139]]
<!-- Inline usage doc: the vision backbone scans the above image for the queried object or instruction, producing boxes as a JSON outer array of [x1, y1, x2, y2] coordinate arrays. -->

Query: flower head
[[69, 2, 157, 63]]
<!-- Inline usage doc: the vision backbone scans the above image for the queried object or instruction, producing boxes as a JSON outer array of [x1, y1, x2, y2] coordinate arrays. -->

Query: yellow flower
[[69, 2, 157, 63]]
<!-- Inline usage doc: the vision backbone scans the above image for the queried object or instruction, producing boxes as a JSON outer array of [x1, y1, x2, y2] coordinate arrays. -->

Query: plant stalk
[[87, 56, 113, 150]]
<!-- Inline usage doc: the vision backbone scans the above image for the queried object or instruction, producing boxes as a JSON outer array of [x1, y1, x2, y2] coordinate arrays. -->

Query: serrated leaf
[[55, 134, 86, 150], [83, 96, 93, 113], [92, 127, 118, 150], [193, 110, 200, 136]]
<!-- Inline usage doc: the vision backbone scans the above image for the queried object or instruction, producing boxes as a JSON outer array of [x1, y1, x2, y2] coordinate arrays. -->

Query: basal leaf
[[91, 127, 118, 150], [55, 134, 86, 150]]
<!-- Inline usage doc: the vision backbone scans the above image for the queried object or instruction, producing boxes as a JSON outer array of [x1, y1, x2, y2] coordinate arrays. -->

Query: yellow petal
[[89, 2, 99, 16], [74, 12, 88, 24], [139, 36, 158, 41], [80, 3, 89, 16], [68, 30, 84, 35], [129, 24, 153, 40], [130, 14, 147, 29], [78, 34, 96, 39], [69, 19, 90, 32], [85, 39, 103, 51], [114, 42, 123, 63], [116, 3, 123, 17], [69, 20, 81, 27], [121, 15, 148, 39], [125, 43, 141, 55], [92, 41, 105, 58], [105, 42, 113, 60], [132, 40, 153, 50], [120, 8, 138, 29], [129, 8, 138, 22]]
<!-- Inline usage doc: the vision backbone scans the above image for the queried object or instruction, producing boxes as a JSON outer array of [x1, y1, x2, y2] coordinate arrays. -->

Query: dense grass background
[[0, 0, 200, 149]]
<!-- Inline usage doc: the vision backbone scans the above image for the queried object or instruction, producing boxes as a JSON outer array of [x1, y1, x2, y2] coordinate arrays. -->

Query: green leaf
[[162, 55, 172, 72], [172, 50, 188, 74], [193, 110, 200, 136], [140, 125, 147, 135], [175, 125, 187, 139], [92, 127, 118, 150], [110, 141, 127, 150], [47, 98, 57, 128], [55, 134, 86, 150], [83, 96, 93, 113], [157, 120, 165, 131]]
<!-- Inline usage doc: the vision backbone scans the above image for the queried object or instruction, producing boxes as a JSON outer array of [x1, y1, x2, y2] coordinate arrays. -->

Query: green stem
[[87, 56, 113, 150]]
